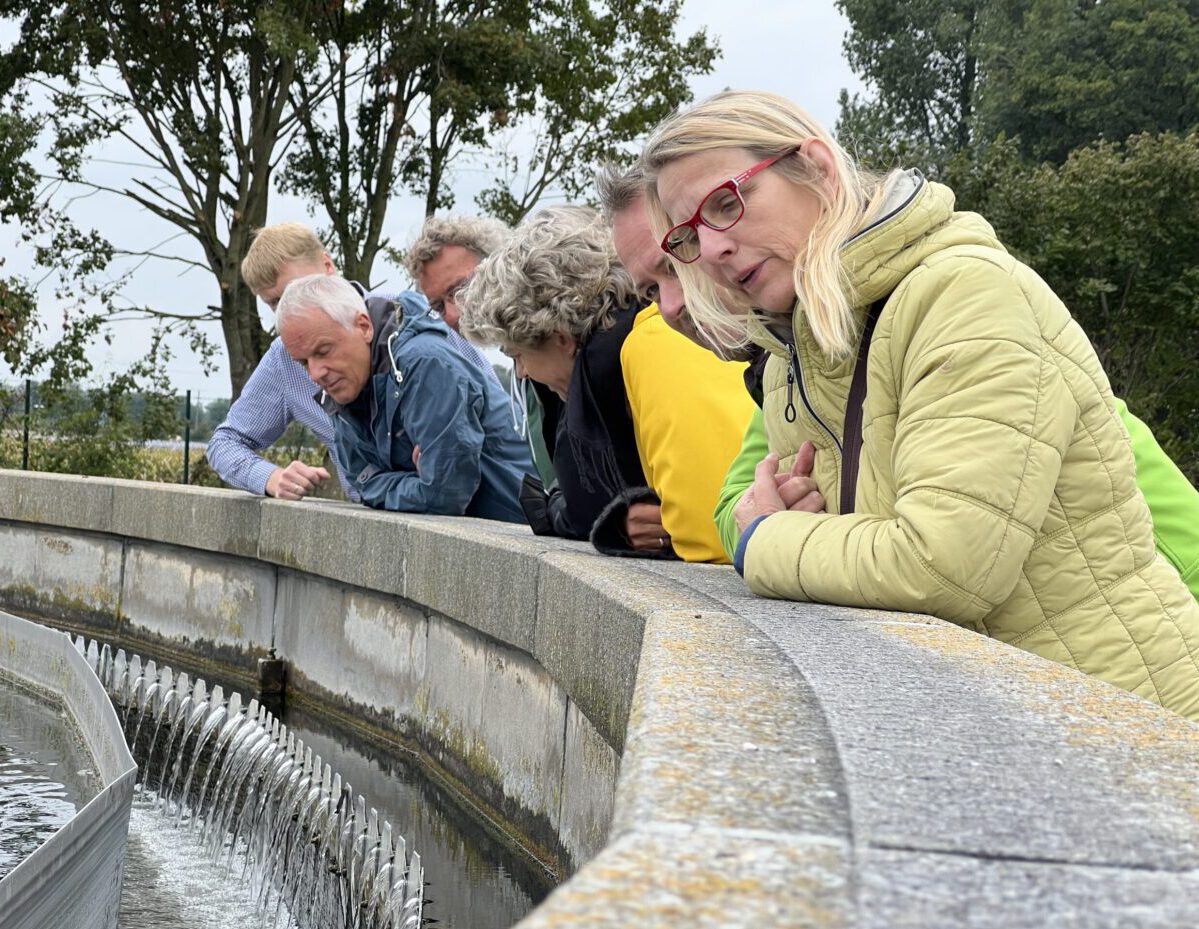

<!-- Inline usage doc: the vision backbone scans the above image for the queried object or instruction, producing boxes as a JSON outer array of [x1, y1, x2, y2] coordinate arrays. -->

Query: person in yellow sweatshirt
[[457, 205, 753, 562]]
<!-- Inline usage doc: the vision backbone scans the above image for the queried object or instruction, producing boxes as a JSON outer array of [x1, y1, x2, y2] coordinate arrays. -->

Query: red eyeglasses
[[660, 145, 801, 263]]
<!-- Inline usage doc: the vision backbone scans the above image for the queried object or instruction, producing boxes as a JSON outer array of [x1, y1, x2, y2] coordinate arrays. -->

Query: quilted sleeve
[[743, 255, 1078, 625]]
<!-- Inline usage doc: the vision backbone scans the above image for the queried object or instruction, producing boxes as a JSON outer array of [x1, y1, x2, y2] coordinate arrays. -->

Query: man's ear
[[355, 311, 374, 343], [321, 252, 337, 275]]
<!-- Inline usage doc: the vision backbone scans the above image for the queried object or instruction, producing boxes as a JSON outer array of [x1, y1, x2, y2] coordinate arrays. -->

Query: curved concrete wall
[[3, 469, 1199, 927], [0, 611, 137, 929]]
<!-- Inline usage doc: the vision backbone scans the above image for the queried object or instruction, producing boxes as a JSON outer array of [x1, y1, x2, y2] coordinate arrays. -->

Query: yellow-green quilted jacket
[[743, 172, 1199, 720]]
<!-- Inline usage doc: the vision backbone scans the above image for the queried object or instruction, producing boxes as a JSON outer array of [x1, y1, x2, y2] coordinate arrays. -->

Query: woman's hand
[[626, 502, 672, 552], [734, 445, 824, 534], [776, 441, 823, 512]]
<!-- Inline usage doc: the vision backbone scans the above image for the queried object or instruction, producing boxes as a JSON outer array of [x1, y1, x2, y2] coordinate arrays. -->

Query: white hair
[[275, 274, 366, 331]]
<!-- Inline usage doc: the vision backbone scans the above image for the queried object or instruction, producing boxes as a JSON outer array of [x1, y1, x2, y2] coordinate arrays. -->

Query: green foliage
[[837, 0, 988, 164], [945, 132, 1199, 479], [838, 0, 1199, 171], [0, 0, 300, 397], [470, 0, 719, 225], [279, 0, 717, 283], [983, 0, 1199, 163], [839, 0, 1199, 481], [0, 0, 715, 398]]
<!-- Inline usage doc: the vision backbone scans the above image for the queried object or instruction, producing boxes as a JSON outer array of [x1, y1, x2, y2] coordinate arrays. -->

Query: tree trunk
[[219, 272, 270, 401]]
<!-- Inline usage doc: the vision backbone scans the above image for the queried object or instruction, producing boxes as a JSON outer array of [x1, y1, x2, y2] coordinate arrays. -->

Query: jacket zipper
[[788, 342, 842, 455]]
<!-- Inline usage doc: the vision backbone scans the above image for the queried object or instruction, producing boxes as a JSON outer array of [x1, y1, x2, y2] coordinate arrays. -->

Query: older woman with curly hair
[[458, 205, 753, 561], [638, 89, 1199, 719]]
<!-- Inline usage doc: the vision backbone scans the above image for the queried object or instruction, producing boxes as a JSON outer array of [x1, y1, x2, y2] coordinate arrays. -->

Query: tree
[[836, 0, 991, 168], [0, 0, 311, 398], [836, 0, 1199, 171], [983, 0, 1199, 163], [1, 0, 717, 400], [281, 0, 716, 271]]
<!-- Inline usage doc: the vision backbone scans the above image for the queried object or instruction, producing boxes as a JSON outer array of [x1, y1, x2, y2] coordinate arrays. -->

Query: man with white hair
[[276, 274, 533, 519], [206, 222, 497, 503]]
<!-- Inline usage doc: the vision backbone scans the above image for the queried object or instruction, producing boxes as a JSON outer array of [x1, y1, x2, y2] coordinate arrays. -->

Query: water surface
[[0, 673, 101, 880]]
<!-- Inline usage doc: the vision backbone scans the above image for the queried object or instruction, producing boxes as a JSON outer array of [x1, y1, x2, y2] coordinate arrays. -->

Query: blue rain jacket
[[322, 293, 533, 521]]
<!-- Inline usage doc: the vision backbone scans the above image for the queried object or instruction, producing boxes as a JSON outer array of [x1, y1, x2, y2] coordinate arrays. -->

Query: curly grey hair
[[594, 162, 650, 220], [457, 206, 638, 350], [404, 215, 510, 281]]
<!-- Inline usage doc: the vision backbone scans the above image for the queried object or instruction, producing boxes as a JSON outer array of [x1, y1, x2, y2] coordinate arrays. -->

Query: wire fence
[[0, 378, 324, 489]]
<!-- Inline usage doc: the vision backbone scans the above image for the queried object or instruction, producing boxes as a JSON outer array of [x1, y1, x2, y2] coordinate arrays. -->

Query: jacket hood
[[319, 289, 451, 414], [746, 170, 1006, 362], [365, 293, 451, 382], [843, 169, 1004, 305]]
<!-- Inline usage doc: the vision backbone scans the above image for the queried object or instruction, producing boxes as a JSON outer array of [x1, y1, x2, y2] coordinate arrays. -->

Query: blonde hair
[[641, 90, 886, 360], [458, 206, 637, 349], [241, 222, 327, 294]]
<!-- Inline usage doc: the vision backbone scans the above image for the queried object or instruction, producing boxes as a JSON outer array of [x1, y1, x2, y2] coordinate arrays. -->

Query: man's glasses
[[661, 145, 801, 263], [429, 277, 469, 317]]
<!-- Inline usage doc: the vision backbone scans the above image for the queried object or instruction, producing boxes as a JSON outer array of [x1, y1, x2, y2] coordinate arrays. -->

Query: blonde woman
[[640, 90, 1199, 720]]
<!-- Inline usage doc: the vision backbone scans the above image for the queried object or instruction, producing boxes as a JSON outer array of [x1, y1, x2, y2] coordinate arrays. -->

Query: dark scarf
[[554, 302, 647, 538]]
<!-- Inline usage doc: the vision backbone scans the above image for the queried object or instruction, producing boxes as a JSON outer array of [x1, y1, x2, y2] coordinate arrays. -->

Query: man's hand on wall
[[266, 461, 331, 501]]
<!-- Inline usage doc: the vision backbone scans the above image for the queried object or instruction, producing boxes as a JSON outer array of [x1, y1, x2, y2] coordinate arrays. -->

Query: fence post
[[181, 389, 192, 485], [21, 379, 31, 470]]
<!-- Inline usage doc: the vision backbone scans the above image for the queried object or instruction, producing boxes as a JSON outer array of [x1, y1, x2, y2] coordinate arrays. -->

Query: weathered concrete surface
[[613, 609, 849, 841], [0, 471, 115, 535], [558, 699, 620, 867], [275, 578, 428, 726], [519, 829, 853, 928], [0, 521, 123, 628], [532, 552, 713, 754], [421, 614, 568, 856], [111, 481, 261, 558], [257, 499, 406, 596], [858, 848, 1199, 929], [5, 470, 1199, 928], [120, 542, 276, 658], [403, 516, 550, 654]]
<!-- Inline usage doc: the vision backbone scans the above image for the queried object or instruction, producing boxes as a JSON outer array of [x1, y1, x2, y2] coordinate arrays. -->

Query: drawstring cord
[[508, 372, 530, 438], [785, 343, 798, 423]]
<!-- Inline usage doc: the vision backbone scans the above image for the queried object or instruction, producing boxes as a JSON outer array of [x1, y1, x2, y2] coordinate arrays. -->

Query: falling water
[[75, 636, 425, 929]]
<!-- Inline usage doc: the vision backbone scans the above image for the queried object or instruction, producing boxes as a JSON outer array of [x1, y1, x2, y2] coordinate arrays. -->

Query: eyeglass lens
[[667, 185, 746, 261]]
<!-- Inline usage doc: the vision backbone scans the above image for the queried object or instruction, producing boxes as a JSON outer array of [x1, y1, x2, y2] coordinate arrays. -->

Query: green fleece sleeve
[[715, 407, 769, 560], [1116, 398, 1199, 603]]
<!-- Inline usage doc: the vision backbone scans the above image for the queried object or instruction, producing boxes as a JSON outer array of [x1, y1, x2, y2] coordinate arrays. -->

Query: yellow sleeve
[[621, 306, 755, 563]]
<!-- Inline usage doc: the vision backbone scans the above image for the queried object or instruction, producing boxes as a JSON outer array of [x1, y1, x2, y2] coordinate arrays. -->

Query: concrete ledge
[[3, 469, 1199, 927], [111, 481, 262, 558]]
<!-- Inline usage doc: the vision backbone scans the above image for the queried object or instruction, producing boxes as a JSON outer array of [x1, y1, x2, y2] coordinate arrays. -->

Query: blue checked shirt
[[206, 288, 496, 500]]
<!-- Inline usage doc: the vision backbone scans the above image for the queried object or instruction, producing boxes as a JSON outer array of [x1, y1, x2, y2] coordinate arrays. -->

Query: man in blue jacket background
[[276, 273, 533, 520]]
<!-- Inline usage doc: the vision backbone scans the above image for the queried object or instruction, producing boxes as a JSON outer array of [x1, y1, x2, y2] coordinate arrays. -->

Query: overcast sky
[[1, 2, 864, 403]]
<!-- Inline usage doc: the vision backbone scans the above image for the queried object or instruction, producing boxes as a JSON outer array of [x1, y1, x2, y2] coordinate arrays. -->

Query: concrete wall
[[3, 470, 1199, 927], [0, 611, 137, 929]]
